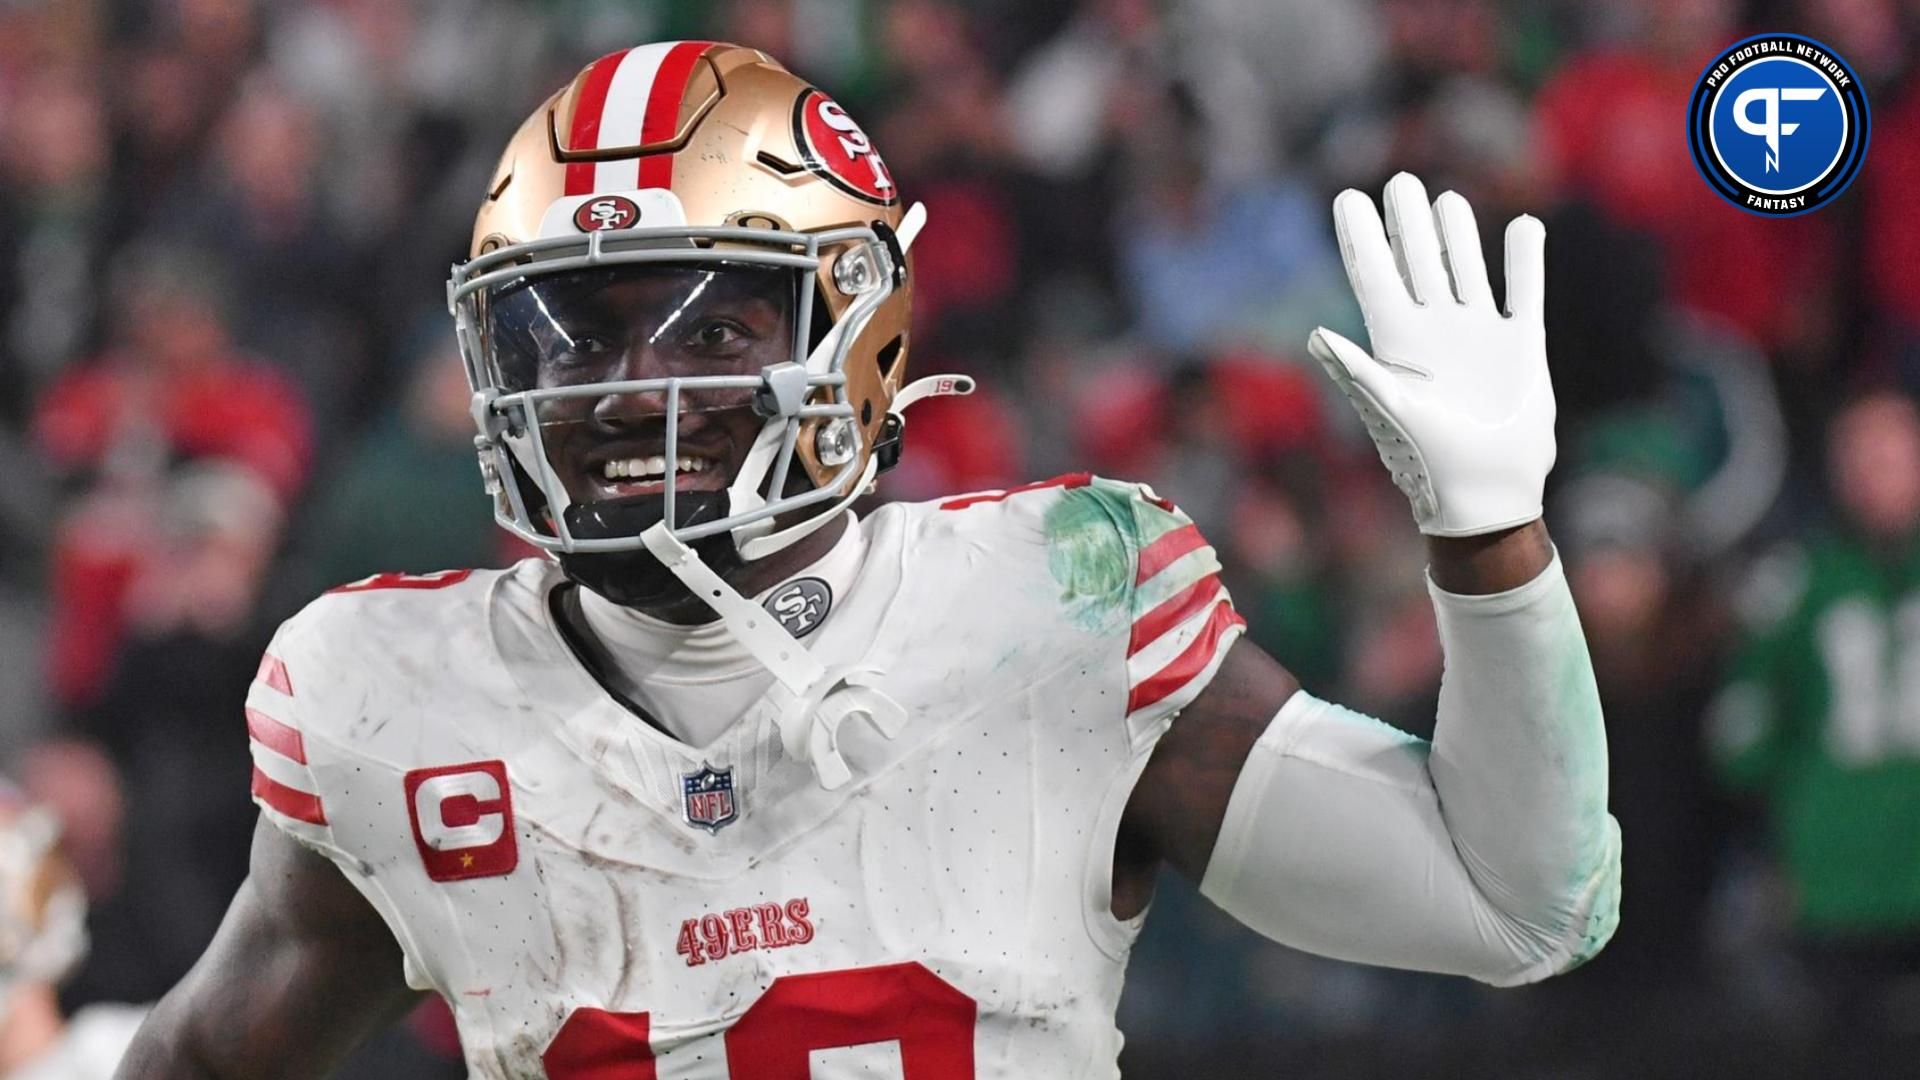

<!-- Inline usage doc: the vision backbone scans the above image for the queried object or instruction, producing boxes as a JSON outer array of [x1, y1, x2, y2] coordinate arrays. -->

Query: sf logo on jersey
[[763, 577, 831, 638], [792, 89, 896, 205], [572, 194, 642, 232], [404, 760, 518, 881]]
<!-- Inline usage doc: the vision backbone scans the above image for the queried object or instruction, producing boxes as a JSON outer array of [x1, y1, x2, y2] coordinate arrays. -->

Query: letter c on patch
[[404, 760, 517, 881]]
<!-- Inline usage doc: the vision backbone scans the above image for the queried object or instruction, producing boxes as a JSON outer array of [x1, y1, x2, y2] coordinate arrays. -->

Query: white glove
[[1309, 173, 1555, 537]]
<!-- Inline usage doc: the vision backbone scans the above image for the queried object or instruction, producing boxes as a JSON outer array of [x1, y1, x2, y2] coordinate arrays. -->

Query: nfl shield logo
[[682, 762, 740, 834]]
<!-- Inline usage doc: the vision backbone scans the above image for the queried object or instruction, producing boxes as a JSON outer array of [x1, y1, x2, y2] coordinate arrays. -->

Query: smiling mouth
[[586, 454, 727, 499]]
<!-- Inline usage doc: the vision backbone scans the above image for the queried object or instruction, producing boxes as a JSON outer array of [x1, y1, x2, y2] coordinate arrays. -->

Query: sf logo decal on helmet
[[572, 194, 643, 232], [792, 88, 896, 205], [1687, 33, 1869, 216]]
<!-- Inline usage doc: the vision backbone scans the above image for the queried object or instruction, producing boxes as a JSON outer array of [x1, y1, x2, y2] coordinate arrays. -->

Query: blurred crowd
[[1, 0, 1919, 1076]]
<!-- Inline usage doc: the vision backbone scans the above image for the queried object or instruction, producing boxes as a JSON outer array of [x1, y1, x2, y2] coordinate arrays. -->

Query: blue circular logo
[[1688, 34, 1870, 216]]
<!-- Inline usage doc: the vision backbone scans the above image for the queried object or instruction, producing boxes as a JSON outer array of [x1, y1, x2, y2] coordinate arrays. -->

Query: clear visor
[[486, 261, 802, 397], [485, 263, 808, 531]]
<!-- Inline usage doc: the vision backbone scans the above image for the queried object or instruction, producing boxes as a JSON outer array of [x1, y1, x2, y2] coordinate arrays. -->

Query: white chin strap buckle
[[770, 667, 906, 791], [640, 521, 902, 789]]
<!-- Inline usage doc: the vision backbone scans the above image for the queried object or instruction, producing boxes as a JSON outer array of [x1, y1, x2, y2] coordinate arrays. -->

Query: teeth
[[600, 456, 712, 482]]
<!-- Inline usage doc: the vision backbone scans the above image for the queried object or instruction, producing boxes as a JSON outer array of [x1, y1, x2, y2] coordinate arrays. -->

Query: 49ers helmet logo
[[572, 194, 642, 232], [792, 89, 897, 206]]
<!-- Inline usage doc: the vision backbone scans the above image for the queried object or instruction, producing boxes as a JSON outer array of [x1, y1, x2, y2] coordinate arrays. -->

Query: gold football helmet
[[448, 41, 970, 577], [0, 793, 85, 1000]]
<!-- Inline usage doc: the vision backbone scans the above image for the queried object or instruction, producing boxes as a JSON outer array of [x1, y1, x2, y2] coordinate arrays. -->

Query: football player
[[118, 43, 1619, 1079], [0, 786, 147, 1080]]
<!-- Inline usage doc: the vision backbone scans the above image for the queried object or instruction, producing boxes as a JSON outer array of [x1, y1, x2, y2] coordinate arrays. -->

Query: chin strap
[[640, 521, 904, 790], [727, 373, 974, 564], [737, 456, 878, 563]]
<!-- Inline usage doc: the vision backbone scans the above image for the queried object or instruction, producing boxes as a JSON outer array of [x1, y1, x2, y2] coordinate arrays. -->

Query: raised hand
[[1309, 172, 1554, 538]]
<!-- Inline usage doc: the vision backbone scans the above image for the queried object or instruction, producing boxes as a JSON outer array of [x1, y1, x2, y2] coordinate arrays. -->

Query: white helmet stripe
[[563, 42, 713, 197], [591, 42, 676, 190]]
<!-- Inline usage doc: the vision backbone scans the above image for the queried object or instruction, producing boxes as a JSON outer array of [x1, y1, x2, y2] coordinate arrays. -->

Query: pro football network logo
[[573, 194, 642, 232], [1687, 33, 1869, 216], [683, 762, 740, 834]]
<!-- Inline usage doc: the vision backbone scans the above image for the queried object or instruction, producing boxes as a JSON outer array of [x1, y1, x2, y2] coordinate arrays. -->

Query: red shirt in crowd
[[33, 351, 312, 707]]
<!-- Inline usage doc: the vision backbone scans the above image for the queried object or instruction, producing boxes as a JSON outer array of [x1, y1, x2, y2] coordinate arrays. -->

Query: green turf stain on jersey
[[1564, 817, 1625, 971], [1043, 484, 1138, 632], [1551, 609, 1623, 971]]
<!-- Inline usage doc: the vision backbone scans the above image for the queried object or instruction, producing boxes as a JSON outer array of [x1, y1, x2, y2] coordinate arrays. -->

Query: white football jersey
[[9, 1003, 148, 1080], [246, 475, 1243, 1080]]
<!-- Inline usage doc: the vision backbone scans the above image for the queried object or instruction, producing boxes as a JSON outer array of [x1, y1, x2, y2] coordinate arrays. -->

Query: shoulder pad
[[245, 567, 499, 847], [923, 475, 1246, 739]]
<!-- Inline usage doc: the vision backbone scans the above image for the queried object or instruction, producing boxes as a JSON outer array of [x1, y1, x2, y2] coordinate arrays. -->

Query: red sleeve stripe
[[246, 707, 306, 764], [1134, 523, 1206, 585], [1127, 600, 1246, 714], [255, 654, 293, 696], [563, 48, 633, 195], [251, 767, 327, 826], [938, 472, 1093, 511], [636, 41, 712, 190], [1128, 574, 1224, 658]]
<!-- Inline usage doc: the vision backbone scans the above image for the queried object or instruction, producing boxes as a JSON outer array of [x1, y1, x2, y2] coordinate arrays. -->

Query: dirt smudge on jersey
[[610, 876, 640, 1002], [577, 802, 605, 850], [530, 854, 567, 981], [489, 1027, 555, 1080]]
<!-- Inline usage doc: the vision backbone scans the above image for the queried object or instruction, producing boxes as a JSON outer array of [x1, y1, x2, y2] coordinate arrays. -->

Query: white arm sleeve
[[1197, 554, 1621, 986]]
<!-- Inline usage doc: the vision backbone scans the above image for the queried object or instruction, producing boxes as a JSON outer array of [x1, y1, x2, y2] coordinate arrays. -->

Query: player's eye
[[544, 329, 619, 366], [687, 319, 751, 354]]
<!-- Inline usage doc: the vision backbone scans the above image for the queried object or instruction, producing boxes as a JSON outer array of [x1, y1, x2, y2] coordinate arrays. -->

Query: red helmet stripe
[[564, 47, 633, 195], [588, 43, 677, 191], [636, 40, 712, 189]]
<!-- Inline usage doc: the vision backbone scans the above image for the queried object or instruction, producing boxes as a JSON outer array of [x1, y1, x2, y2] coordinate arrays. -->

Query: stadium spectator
[[32, 246, 309, 711], [1712, 388, 1920, 1056], [296, 329, 521, 592]]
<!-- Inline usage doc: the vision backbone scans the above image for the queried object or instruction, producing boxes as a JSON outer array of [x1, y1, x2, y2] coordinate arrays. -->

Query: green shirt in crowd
[[1715, 528, 1920, 936]]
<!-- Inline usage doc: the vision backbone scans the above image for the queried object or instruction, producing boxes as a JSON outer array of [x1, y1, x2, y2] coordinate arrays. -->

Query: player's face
[[489, 264, 797, 507]]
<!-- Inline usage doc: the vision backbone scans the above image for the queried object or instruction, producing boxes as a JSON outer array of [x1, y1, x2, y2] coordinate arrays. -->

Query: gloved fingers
[[1333, 188, 1408, 320], [1382, 173, 1451, 307], [1434, 191, 1494, 309], [1503, 214, 1546, 323], [1308, 326, 1400, 408]]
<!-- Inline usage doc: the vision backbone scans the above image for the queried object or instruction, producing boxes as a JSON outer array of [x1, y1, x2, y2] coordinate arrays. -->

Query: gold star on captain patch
[[460, 853, 475, 869]]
